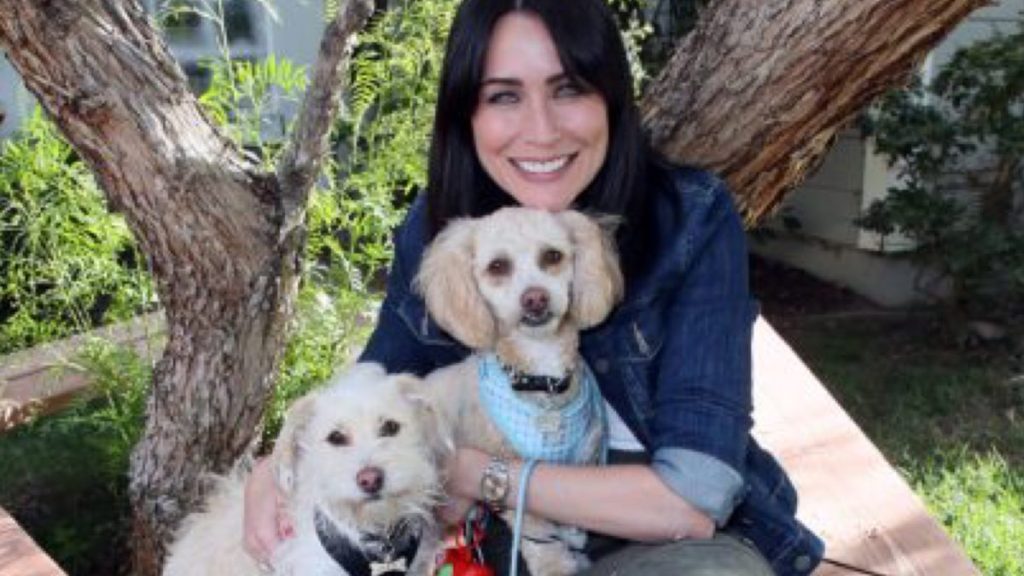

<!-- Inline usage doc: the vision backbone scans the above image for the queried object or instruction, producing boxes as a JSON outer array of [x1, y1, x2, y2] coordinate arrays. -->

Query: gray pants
[[580, 533, 775, 576], [482, 516, 774, 576]]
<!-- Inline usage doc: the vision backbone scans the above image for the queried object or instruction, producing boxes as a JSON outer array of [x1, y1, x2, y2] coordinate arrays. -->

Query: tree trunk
[[0, 0, 987, 573], [641, 0, 989, 226], [0, 1, 372, 574]]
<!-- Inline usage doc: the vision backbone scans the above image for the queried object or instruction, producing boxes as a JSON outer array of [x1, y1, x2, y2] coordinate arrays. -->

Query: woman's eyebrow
[[480, 77, 522, 88], [479, 73, 574, 88]]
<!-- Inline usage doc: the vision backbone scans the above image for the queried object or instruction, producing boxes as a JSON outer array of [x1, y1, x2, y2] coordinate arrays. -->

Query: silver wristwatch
[[480, 456, 510, 512]]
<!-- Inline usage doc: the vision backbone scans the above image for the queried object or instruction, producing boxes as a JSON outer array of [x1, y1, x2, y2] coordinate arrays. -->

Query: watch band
[[480, 456, 510, 512]]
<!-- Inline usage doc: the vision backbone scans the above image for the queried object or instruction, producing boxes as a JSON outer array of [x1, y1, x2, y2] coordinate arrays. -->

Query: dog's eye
[[326, 430, 349, 446], [379, 419, 401, 437], [540, 249, 564, 268], [486, 257, 511, 276]]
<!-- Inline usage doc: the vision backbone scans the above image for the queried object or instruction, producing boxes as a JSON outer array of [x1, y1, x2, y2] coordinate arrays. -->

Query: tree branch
[[641, 0, 990, 226], [276, 0, 374, 221]]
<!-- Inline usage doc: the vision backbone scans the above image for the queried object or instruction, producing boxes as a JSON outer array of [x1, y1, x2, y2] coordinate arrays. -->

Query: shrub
[[0, 111, 154, 354], [0, 340, 151, 574], [859, 16, 1024, 326], [328, 0, 457, 286]]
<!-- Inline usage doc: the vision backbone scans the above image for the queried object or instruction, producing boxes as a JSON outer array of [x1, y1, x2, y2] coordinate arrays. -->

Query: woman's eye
[[487, 258, 512, 276], [326, 430, 349, 446], [484, 90, 519, 105], [380, 419, 401, 437], [554, 81, 586, 98]]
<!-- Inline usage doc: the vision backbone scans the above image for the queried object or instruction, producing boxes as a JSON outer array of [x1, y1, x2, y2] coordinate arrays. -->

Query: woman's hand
[[243, 457, 295, 563], [438, 493, 477, 526], [438, 447, 490, 526]]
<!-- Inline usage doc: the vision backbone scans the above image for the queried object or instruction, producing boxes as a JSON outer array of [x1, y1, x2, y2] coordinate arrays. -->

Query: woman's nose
[[523, 99, 559, 145]]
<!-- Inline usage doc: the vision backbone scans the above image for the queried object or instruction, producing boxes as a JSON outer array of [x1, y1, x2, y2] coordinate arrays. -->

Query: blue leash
[[506, 415, 609, 575], [508, 458, 540, 576]]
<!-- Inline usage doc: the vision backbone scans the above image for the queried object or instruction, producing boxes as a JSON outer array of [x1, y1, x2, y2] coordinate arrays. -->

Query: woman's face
[[471, 12, 609, 211]]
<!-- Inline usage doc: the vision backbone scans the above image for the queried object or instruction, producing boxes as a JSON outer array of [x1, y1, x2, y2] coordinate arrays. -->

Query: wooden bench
[[752, 317, 978, 575], [0, 507, 65, 576], [0, 313, 164, 432], [0, 316, 978, 575]]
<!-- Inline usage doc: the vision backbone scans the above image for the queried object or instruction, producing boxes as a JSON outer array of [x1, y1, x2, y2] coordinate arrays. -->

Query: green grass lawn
[[772, 313, 1024, 576]]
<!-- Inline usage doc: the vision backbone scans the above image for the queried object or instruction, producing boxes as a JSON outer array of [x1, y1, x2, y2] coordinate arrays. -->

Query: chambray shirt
[[359, 167, 824, 575]]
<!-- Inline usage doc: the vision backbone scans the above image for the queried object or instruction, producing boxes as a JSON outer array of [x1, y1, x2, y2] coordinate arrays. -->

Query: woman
[[246, 0, 824, 574]]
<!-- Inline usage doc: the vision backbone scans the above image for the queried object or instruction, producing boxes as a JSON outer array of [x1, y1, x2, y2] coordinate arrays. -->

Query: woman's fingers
[[243, 457, 290, 562], [438, 494, 475, 526]]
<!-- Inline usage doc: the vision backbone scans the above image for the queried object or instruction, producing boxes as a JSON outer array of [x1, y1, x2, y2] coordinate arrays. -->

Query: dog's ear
[[394, 374, 455, 460], [272, 392, 318, 494], [559, 210, 624, 329], [414, 218, 496, 349]]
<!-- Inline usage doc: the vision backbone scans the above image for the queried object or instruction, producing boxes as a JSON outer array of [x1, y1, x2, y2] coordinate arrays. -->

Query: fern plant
[[0, 111, 154, 354], [328, 0, 457, 285], [199, 54, 309, 160]]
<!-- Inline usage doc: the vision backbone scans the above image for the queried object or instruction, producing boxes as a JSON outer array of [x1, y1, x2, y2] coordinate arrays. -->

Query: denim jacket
[[359, 167, 825, 575]]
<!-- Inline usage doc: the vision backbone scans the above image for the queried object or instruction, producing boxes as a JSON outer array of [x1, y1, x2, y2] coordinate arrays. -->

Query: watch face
[[481, 459, 509, 507]]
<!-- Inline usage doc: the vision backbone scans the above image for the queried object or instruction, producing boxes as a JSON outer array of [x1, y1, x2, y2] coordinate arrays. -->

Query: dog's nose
[[521, 287, 549, 316], [356, 466, 385, 495]]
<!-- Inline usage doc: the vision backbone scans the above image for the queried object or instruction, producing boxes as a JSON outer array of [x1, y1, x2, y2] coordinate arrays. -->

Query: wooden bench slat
[[0, 313, 165, 432], [0, 507, 66, 576], [752, 317, 978, 576]]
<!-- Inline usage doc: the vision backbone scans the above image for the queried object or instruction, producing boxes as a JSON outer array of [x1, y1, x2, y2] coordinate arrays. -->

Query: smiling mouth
[[511, 154, 574, 175]]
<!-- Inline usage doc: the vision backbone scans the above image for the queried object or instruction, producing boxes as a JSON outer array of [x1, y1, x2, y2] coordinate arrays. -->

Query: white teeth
[[515, 156, 570, 174]]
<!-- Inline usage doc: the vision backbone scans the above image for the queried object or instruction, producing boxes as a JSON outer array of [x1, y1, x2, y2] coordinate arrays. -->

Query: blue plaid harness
[[477, 353, 606, 464]]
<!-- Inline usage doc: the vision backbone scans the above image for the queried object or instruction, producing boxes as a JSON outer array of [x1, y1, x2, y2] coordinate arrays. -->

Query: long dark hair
[[426, 0, 657, 256]]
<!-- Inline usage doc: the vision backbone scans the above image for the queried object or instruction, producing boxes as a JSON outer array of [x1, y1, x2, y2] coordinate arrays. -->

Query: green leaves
[[860, 15, 1024, 318], [316, 0, 457, 288], [199, 54, 309, 160], [0, 111, 154, 353], [935, 25, 1024, 159]]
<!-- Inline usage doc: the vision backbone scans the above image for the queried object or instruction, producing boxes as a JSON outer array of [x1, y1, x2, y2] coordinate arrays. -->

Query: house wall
[[754, 0, 1022, 307], [0, 55, 32, 139]]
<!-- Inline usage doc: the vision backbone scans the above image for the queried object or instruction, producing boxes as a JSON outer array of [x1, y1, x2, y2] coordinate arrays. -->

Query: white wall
[[0, 56, 33, 139], [771, 129, 866, 247]]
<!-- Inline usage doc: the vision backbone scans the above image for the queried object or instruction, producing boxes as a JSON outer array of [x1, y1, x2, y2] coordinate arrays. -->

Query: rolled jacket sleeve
[[652, 447, 746, 526]]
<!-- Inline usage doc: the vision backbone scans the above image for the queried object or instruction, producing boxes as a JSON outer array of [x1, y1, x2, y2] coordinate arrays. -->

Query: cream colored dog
[[416, 207, 624, 576], [163, 363, 447, 576]]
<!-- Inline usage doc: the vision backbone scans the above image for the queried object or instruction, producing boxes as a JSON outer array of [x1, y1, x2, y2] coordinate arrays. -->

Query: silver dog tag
[[536, 411, 564, 441], [371, 558, 408, 575]]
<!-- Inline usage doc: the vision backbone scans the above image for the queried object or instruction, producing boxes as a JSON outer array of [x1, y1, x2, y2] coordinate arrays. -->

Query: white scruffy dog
[[416, 207, 624, 576], [163, 363, 447, 576]]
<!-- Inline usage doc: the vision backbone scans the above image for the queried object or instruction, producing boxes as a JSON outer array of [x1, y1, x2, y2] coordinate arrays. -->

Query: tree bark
[[641, 0, 990, 226], [0, 1, 372, 574]]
